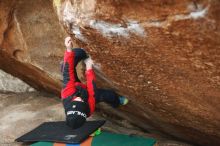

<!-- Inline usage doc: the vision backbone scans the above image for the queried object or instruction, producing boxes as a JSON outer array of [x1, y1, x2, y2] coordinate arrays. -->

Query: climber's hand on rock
[[65, 36, 73, 52], [84, 57, 94, 70]]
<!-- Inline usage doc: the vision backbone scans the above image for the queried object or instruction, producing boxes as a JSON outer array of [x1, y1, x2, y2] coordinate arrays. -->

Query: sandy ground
[[0, 92, 192, 146], [0, 92, 64, 146]]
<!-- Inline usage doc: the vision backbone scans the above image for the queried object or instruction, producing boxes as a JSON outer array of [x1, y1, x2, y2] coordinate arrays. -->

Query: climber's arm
[[85, 58, 96, 115], [61, 37, 76, 99]]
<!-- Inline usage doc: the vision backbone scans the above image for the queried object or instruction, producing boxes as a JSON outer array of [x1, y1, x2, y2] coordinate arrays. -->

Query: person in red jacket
[[61, 37, 128, 129]]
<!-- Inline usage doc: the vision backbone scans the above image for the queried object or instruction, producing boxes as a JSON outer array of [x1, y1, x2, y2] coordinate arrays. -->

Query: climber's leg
[[95, 89, 122, 108]]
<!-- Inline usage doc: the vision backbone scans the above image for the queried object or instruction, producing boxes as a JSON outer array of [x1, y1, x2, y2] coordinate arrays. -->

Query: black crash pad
[[15, 120, 105, 144]]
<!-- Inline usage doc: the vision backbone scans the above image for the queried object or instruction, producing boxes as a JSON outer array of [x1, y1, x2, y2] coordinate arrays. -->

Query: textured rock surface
[[0, 69, 34, 92], [55, 0, 220, 146], [0, 0, 66, 95]]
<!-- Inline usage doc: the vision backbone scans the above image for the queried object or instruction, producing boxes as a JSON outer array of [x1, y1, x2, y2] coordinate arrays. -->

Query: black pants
[[95, 88, 120, 108]]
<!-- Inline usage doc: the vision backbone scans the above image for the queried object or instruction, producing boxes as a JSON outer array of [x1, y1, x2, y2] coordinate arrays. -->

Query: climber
[[61, 36, 128, 129]]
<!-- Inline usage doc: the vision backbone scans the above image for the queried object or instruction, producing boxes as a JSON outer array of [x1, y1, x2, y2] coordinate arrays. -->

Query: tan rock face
[[56, 0, 220, 145], [0, 0, 66, 95]]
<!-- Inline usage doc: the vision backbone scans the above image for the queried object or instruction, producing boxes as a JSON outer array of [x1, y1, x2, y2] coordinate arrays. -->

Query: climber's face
[[65, 36, 73, 49]]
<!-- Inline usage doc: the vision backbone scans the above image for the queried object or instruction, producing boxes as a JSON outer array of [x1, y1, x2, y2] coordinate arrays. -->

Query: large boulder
[[0, 69, 34, 92], [0, 0, 66, 95], [54, 0, 220, 145]]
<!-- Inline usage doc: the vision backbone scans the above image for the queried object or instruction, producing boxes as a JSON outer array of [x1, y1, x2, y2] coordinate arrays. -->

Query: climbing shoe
[[90, 128, 101, 137], [119, 96, 129, 105]]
